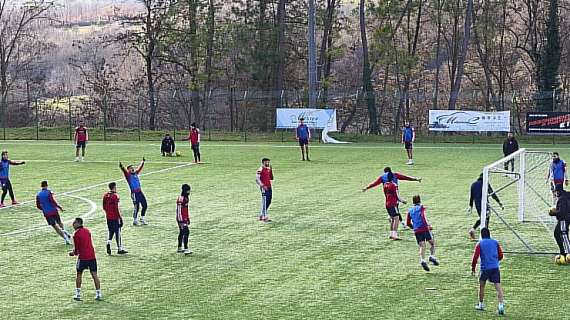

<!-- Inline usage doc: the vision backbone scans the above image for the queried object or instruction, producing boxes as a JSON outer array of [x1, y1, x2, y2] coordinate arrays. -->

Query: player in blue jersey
[[406, 195, 439, 272], [471, 228, 505, 315], [401, 121, 415, 165], [547, 152, 568, 204], [119, 158, 148, 225], [0, 150, 25, 207], [36, 180, 71, 244], [296, 118, 311, 161]]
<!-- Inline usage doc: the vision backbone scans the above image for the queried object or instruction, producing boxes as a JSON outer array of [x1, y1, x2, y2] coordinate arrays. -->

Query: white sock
[[75, 288, 81, 295], [95, 289, 101, 297], [420, 258, 426, 264], [499, 303, 504, 308], [107, 240, 111, 245]]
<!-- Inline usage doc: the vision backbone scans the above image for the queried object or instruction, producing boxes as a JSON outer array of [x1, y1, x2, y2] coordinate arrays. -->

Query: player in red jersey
[[69, 217, 102, 301], [187, 123, 201, 163], [103, 182, 128, 255], [363, 171, 407, 240], [176, 184, 192, 255], [256, 158, 274, 223], [74, 121, 89, 162]]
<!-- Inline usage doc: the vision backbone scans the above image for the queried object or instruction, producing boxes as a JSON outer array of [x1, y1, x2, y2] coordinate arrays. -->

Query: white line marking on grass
[[21, 159, 191, 165], [0, 194, 97, 236]]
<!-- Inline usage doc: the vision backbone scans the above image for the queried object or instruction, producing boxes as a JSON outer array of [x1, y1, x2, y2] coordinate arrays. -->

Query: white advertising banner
[[429, 110, 510, 132], [276, 108, 337, 131]]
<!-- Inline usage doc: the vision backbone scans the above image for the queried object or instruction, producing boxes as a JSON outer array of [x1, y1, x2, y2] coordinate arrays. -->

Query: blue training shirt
[[297, 124, 309, 140], [0, 159, 9, 178], [551, 160, 566, 182], [402, 126, 414, 142], [381, 172, 399, 185], [478, 238, 501, 271], [126, 172, 142, 193], [36, 189, 58, 215]]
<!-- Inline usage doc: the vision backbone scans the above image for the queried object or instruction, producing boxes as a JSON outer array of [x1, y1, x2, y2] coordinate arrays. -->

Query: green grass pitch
[[0, 141, 567, 319]]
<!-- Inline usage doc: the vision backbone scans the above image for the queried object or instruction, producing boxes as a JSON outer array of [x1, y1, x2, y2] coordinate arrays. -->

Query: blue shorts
[[414, 231, 433, 244], [77, 259, 97, 273], [480, 268, 501, 283], [76, 141, 86, 148], [299, 138, 309, 146]]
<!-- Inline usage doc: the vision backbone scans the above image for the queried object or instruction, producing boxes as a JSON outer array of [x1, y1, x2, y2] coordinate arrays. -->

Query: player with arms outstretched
[[256, 158, 274, 223], [74, 121, 88, 162], [363, 172, 407, 240], [406, 195, 439, 271], [471, 228, 505, 315], [0, 150, 25, 207], [119, 158, 148, 225], [69, 217, 102, 301], [103, 182, 128, 255], [36, 180, 71, 244], [176, 184, 192, 255]]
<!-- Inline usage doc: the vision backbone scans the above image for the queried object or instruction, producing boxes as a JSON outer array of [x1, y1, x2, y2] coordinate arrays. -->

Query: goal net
[[481, 148, 558, 254]]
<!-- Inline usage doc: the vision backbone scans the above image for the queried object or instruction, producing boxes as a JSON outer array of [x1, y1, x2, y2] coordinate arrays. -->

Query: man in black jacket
[[502, 132, 519, 172], [161, 133, 176, 156], [551, 185, 570, 257]]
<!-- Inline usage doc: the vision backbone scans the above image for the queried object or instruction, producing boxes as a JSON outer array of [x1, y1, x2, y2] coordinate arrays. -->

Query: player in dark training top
[[296, 118, 311, 161], [120, 158, 148, 225], [0, 150, 25, 207]]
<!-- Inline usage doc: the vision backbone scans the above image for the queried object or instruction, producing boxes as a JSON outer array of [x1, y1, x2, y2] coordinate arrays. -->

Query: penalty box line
[[0, 162, 194, 237]]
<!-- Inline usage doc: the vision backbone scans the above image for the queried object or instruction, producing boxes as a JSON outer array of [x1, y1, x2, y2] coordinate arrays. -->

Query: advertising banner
[[429, 110, 510, 132], [276, 108, 337, 131], [527, 112, 570, 135]]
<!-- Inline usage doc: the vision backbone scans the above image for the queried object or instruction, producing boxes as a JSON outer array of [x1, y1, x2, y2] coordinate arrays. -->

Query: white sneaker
[[184, 249, 193, 255], [95, 294, 103, 301], [74, 157, 79, 162], [475, 303, 485, 311], [133, 220, 139, 226], [177, 247, 184, 253], [73, 294, 81, 301], [140, 218, 148, 225]]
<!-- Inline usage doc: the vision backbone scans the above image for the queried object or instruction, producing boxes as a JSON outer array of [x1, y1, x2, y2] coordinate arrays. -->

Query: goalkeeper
[[468, 173, 504, 240], [550, 185, 570, 257]]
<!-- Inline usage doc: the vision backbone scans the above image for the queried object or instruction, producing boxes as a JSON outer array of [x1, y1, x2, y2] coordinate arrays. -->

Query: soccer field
[[0, 141, 567, 319]]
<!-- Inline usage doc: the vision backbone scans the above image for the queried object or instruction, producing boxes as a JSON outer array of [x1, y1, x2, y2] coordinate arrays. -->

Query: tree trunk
[[274, 0, 286, 109], [448, 0, 473, 110], [359, 0, 378, 134], [432, 0, 443, 110]]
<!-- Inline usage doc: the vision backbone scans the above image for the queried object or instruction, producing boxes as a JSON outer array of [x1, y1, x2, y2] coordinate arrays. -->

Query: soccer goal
[[480, 148, 558, 254]]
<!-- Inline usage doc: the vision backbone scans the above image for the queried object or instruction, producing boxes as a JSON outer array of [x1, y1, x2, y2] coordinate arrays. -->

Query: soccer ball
[[548, 207, 557, 216], [176, 151, 182, 157], [554, 255, 567, 265]]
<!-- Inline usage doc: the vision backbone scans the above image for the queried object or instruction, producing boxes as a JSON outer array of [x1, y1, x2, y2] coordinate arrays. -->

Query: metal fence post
[[68, 96, 72, 140], [35, 99, 39, 140]]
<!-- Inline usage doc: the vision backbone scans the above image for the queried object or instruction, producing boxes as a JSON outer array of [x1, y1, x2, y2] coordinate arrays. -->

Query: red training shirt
[[189, 128, 200, 145], [103, 191, 121, 221], [257, 166, 273, 188], [73, 227, 96, 260], [176, 195, 189, 223], [75, 126, 88, 142], [383, 182, 399, 208]]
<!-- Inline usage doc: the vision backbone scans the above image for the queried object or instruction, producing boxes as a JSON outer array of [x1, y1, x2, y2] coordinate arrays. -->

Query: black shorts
[[414, 231, 433, 244], [191, 143, 200, 151], [77, 259, 97, 273], [299, 138, 309, 146], [480, 268, 500, 283], [76, 141, 87, 148], [386, 207, 399, 218], [107, 219, 122, 233], [45, 214, 62, 226], [404, 141, 413, 150]]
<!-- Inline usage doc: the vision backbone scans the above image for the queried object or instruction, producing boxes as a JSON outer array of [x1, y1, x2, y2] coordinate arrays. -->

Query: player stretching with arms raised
[[36, 180, 71, 244], [363, 172, 406, 240], [0, 150, 25, 207], [69, 218, 102, 301], [256, 158, 274, 223], [296, 117, 311, 161], [471, 228, 505, 315], [74, 121, 88, 162], [176, 184, 192, 255], [120, 158, 148, 225], [103, 182, 128, 255], [406, 195, 439, 271]]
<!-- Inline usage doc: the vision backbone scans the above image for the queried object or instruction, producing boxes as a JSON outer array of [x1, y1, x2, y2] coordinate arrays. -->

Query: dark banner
[[527, 112, 570, 135]]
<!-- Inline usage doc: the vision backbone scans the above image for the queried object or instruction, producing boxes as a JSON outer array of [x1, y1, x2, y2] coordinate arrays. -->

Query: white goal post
[[480, 148, 557, 253]]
